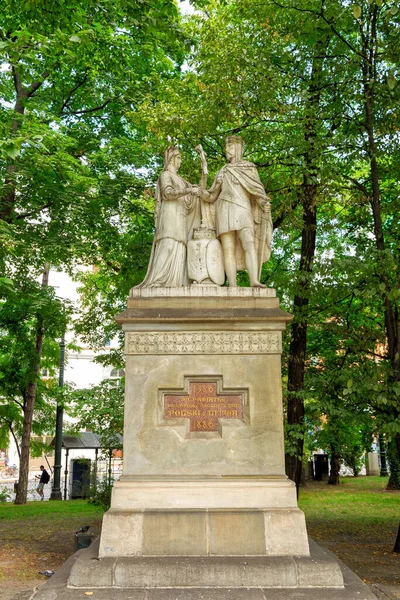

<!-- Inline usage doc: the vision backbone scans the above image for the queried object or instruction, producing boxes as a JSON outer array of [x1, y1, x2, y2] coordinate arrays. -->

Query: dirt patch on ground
[[308, 522, 400, 587], [0, 514, 102, 599]]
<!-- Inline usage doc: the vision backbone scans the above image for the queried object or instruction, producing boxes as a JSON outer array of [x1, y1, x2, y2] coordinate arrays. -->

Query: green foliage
[[0, 0, 188, 500], [87, 477, 113, 511], [0, 487, 11, 503], [0, 278, 69, 452], [1, 0, 399, 493], [67, 379, 124, 450]]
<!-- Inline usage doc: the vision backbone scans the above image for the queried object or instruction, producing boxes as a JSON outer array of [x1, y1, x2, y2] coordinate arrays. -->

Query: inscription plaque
[[164, 381, 243, 432]]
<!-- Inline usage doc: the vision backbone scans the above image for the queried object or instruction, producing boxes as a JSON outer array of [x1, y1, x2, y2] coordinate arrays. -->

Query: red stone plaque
[[164, 381, 243, 432]]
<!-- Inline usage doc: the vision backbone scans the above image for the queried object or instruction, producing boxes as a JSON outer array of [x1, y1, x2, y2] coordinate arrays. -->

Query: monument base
[[99, 476, 309, 558], [31, 538, 379, 600]]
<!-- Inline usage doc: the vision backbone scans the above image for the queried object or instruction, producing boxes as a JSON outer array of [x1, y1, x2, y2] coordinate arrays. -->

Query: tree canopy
[[1, 0, 400, 500]]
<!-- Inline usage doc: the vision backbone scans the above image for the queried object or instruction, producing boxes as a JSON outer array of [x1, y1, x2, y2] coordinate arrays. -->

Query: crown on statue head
[[225, 136, 244, 149]]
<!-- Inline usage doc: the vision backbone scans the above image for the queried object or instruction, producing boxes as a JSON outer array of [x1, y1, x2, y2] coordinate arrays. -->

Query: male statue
[[201, 136, 272, 287]]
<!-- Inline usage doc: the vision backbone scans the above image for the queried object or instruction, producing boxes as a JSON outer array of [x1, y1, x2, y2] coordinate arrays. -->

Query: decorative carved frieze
[[126, 331, 281, 355]]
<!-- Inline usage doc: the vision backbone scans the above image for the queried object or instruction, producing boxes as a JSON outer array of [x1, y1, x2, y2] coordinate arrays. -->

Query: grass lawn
[[0, 498, 103, 521], [298, 476, 400, 586], [0, 476, 398, 597]]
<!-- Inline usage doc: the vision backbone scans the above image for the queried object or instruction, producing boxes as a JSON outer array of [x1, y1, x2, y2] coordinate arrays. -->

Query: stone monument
[[50, 140, 376, 599]]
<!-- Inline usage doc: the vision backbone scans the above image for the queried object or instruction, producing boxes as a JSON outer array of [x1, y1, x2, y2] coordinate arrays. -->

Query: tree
[[316, 0, 400, 486], [67, 0, 400, 492], [68, 378, 124, 487], [0, 0, 187, 503], [68, 379, 124, 452], [0, 270, 67, 501]]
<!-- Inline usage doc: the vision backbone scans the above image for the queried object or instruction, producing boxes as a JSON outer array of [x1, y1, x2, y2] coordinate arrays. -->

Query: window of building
[[110, 368, 125, 378]]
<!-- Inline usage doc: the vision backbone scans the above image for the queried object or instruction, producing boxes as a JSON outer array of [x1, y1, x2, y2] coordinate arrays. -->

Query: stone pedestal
[[61, 286, 365, 594], [35, 286, 382, 598], [99, 287, 310, 561]]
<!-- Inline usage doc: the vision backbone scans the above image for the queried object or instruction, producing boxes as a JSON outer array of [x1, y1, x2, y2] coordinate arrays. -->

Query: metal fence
[[0, 458, 123, 503], [0, 477, 51, 502]]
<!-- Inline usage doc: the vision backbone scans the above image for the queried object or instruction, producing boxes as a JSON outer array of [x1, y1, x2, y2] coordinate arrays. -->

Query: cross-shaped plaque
[[163, 380, 244, 432]]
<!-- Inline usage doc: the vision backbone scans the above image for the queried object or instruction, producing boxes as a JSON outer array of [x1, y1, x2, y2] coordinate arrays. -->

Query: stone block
[[142, 511, 207, 555], [264, 509, 309, 556], [110, 477, 299, 511], [99, 510, 143, 557], [295, 555, 344, 588], [69, 539, 114, 587], [294, 539, 344, 588], [209, 511, 266, 555], [146, 590, 266, 600], [113, 556, 298, 588]]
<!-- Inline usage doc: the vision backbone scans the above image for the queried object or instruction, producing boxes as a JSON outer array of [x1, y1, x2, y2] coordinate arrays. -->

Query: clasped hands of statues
[[185, 183, 271, 213]]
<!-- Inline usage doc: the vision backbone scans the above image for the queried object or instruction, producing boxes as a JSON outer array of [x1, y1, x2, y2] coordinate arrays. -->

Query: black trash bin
[[314, 454, 329, 480], [74, 533, 94, 550]]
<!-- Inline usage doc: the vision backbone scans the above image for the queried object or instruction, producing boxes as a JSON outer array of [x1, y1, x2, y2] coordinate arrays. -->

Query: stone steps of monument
[[30, 538, 379, 600]]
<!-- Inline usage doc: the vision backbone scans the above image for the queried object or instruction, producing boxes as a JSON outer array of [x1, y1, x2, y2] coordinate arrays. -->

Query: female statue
[[138, 147, 201, 287]]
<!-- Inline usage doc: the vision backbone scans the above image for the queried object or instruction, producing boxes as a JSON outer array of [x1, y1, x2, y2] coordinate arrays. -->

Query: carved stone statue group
[[138, 136, 273, 289]]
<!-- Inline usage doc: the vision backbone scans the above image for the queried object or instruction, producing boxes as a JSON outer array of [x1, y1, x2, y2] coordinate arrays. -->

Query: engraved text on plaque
[[164, 381, 244, 432]]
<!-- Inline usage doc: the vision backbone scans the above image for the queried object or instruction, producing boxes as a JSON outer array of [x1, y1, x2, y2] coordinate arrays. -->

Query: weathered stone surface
[[98, 509, 143, 557], [187, 227, 225, 285], [136, 147, 201, 289], [109, 478, 299, 511], [208, 511, 266, 555], [199, 136, 272, 288], [129, 286, 277, 298], [99, 289, 311, 561], [69, 539, 345, 590], [264, 509, 310, 556], [68, 540, 114, 588], [121, 350, 286, 477], [142, 511, 207, 556], [32, 538, 379, 600], [99, 505, 310, 558], [90, 555, 299, 589]]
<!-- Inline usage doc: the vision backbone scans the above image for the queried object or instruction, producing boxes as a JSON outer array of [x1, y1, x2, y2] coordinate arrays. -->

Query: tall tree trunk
[[361, 7, 400, 488], [394, 522, 400, 553], [0, 68, 26, 223], [15, 264, 50, 504], [387, 437, 400, 491], [286, 193, 316, 491], [286, 37, 328, 492], [1, 65, 49, 222]]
